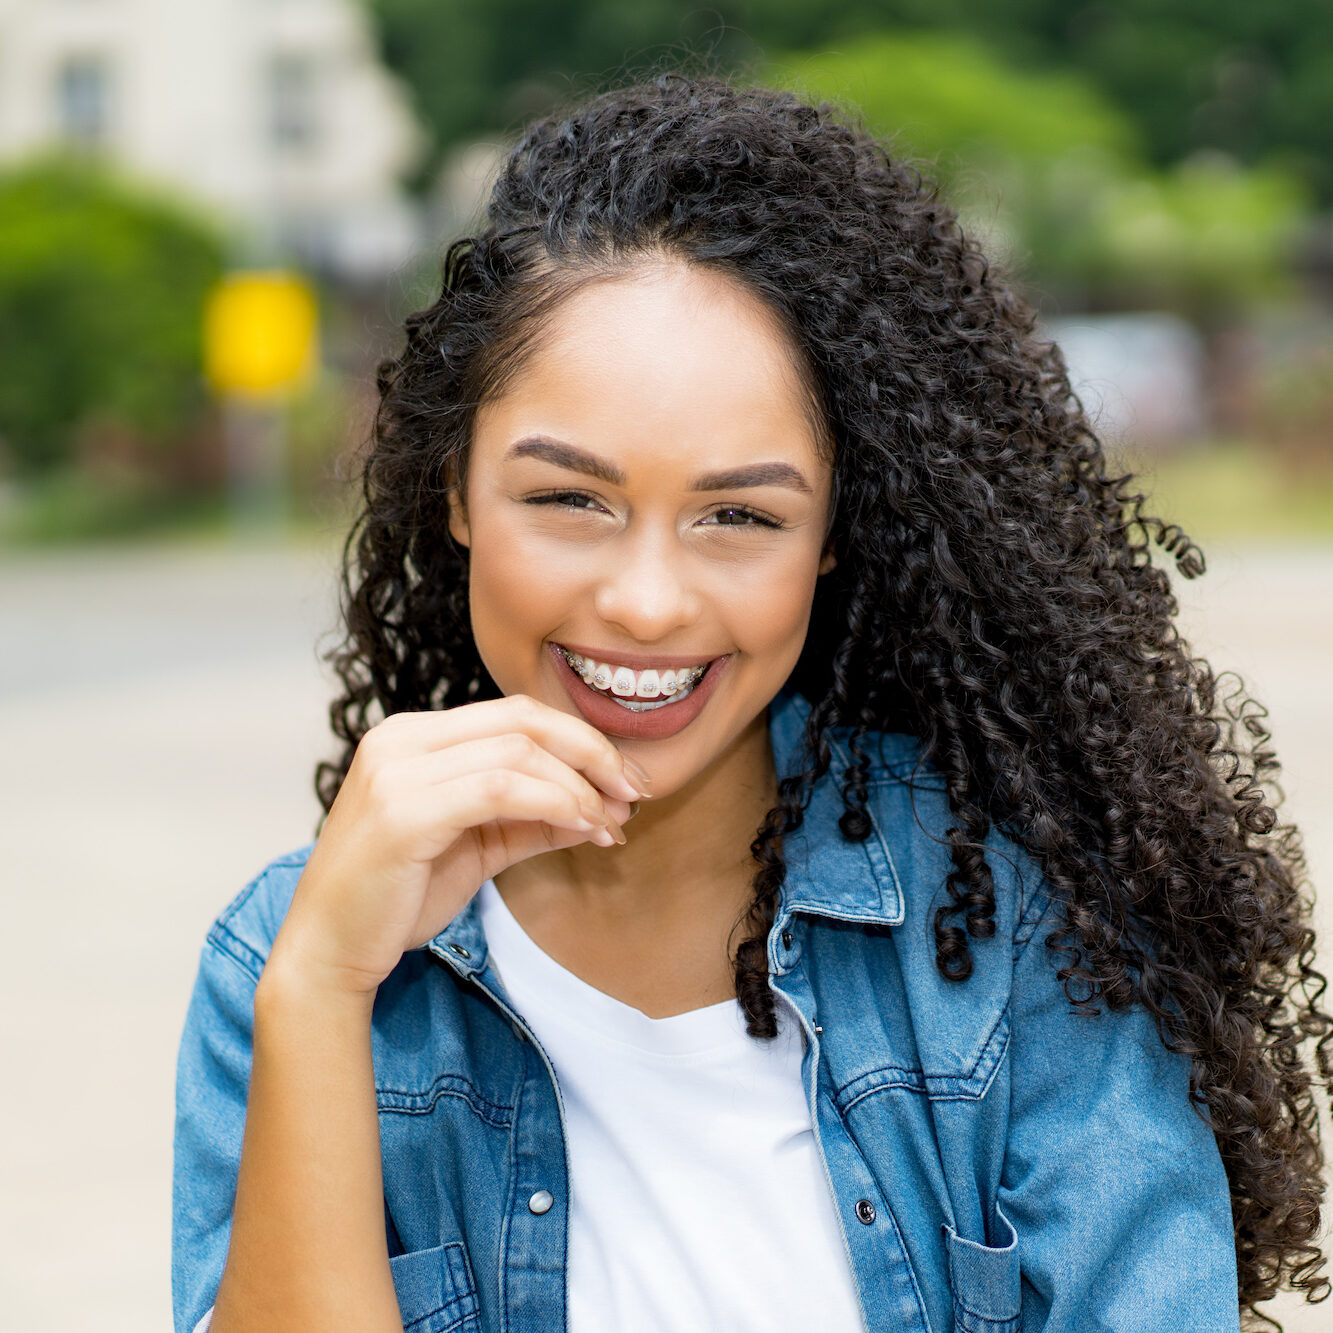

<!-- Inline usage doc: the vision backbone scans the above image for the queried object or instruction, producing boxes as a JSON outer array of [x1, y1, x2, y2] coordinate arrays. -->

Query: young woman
[[173, 76, 1331, 1333]]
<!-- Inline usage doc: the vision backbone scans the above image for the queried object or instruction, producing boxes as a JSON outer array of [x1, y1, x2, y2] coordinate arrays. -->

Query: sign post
[[203, 271, 319, 531]]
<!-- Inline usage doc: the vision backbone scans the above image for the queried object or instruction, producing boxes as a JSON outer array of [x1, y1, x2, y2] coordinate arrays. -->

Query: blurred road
[[0, 539, 1329, 1330]]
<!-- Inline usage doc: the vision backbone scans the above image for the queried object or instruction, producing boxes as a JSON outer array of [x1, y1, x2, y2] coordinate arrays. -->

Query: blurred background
[[0, 2, 1329, 1329]]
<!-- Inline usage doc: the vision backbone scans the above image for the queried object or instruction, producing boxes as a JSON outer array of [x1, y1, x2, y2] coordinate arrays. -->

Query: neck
[[492, 707, 779, 1011]]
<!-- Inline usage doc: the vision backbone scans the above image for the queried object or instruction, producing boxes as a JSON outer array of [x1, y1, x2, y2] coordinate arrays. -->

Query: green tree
[[0, 157, 224, 476], [762, 31, 1135, 172], [741, 0, 1333, 198], [370, 1, 1333, 201], [762, 33, 1308, 319], [370, 0, 748, 185]]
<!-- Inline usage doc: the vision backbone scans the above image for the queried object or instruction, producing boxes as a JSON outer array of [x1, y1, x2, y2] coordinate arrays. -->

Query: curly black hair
[[314, 74, 1331, 1327]]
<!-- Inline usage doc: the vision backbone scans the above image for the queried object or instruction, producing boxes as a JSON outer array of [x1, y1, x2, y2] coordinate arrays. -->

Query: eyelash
[[524, 490, 787, 530]]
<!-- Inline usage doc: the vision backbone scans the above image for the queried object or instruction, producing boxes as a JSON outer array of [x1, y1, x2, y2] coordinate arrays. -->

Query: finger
[[483, 815, 621, 866], [370, 695, 649, 801], [413, 769, 621, 853], [395, 734, 631, 826]]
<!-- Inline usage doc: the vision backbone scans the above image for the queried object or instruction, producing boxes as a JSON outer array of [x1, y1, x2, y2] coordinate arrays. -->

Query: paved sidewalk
[[0, 539, 1329, 1329]]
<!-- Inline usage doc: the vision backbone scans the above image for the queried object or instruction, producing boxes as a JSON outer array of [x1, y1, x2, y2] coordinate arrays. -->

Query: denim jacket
[[172, 687, 1240, 1332]]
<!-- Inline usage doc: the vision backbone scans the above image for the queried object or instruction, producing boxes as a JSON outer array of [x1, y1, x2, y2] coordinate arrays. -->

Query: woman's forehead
[[472, 263, 829, 481]]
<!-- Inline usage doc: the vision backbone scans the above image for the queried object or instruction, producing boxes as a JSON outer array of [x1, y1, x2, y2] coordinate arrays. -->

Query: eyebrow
[[504, 436, 814, 495]]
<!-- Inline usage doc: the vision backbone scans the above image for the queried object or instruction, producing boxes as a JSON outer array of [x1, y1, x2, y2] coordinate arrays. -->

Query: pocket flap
[[389, 1241, 480, 1333], [942, 1204, 1020, 1332]]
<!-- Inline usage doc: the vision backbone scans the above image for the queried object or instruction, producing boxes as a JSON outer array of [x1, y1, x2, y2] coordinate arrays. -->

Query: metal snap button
[[448, 943, 471, 959], [813, 1025, 823, 1036], [528, 1189, 554, 1215], [855, 1198, 877, 1225], [781, 931, 794, 949]]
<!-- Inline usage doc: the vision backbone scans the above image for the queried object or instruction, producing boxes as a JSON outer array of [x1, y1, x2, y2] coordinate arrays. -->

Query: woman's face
[[448, 260, 835, 794]]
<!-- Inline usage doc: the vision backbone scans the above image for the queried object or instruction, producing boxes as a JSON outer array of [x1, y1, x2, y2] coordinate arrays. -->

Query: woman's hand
[[269, 694, 647, 998]]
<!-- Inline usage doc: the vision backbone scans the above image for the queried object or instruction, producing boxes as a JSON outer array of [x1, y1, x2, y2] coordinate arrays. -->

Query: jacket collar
[[429, 685, 905, 978], [767, 685, 905, 928]]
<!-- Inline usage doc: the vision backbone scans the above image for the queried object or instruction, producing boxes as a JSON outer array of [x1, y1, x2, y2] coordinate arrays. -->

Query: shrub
[[0, 156, 225, 477]]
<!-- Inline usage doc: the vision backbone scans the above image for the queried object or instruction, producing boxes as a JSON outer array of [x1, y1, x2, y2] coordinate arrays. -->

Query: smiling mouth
[[555, 645, 716, 712]]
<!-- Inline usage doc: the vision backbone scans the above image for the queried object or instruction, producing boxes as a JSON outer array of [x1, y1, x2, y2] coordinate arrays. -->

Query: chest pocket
[[390, 1241, 482, 1333], [942, 1206, 1020, 1333]]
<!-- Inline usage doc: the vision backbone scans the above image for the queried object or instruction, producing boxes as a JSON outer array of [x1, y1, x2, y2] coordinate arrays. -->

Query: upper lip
[[554, 642, 725, 671]]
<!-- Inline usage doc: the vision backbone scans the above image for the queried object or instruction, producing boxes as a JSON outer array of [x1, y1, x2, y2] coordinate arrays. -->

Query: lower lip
[[549, 644, 729, 741]]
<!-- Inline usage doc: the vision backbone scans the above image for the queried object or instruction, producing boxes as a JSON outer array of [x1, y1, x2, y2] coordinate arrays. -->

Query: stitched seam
[[840, 1072, 928, 1109], [1013, 887, 1058, 962], [962, 1005, 1009, 1102], [377, 1077, 513, 1128], [214, 850, 310, 935], [823, 726, 927, 779], [869, 1173, 933, 1331], [954, 1298, 1019, 1332], [403, 1294, 477, 1333], [205, 922, 266, 983], [853, 795, 904, 919], [956, 1293, 1017, 1323], [497, 1056, 523, 1333], [837, 1001, 1011, 1109], [866, 767, 948, 791]]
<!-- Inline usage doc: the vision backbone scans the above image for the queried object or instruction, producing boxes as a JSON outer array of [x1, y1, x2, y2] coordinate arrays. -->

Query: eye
[[523, 491, 785, 530], [524, 490, 606, 513], [702, 506, 786, 530]]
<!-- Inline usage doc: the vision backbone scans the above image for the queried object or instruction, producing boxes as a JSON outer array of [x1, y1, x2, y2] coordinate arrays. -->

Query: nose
[[592, 526, 703, 642]]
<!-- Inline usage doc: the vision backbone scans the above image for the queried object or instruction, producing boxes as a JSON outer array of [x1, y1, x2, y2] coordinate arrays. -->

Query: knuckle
[[360, 717, 400, 757], [505, 731, 541, 765], [508, 693, 541, 722], [363, 764, 399, 811]]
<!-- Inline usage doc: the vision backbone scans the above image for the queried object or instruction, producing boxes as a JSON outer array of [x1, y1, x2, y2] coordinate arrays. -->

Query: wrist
[[257, 938, 383, 1020]]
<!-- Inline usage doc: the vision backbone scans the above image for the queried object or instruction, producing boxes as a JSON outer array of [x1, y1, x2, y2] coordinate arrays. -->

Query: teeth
[[615, 676, 702, 711], [560, 648, 708, 698]]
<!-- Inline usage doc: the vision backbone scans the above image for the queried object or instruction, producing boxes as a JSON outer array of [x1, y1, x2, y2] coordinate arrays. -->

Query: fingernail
[[609, 821, 627, 845], [622, 756, 653, 794], [626, 801, 641, 820]]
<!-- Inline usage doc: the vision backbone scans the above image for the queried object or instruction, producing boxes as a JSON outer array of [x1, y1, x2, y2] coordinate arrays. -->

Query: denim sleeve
[[998, 891, 1240, 1333], [171, 928, 262, 1333]]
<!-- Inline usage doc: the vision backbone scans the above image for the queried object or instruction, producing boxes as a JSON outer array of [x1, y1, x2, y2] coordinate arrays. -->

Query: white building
[[0, 0, 426, 281]]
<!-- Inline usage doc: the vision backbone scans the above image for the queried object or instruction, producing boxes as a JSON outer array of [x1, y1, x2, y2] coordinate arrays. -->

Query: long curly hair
[[314, 74, 1331, 1326]]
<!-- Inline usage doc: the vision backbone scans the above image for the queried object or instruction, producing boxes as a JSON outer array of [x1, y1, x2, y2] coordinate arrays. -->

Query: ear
[[818, 541, 837, 576], [444, 465, 470, 550]]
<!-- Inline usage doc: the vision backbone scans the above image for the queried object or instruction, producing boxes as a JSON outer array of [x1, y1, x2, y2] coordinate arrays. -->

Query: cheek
[[464, 524, 577, 677], [705, 546, 822, 651]]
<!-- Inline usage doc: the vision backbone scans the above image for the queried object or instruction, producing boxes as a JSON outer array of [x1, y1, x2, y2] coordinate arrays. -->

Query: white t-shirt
[[476, 878, 865, 1333], [192, 882, 865, 1333]]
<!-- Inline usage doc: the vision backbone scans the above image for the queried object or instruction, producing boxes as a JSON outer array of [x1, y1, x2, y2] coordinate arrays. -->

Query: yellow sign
[[204, 271, 319, 398]]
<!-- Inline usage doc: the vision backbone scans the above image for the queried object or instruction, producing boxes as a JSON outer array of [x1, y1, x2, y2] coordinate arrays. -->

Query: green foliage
[[370, 0, 745, 181], [762, 31, 1136, 175], [370, 0, 1333, 202], [1074, 158, 1309, 322], [743, 0, 1333, 200], [0, 156, 225, 477], [761, 34, 1307, 320], [0, 462, 228, 545]]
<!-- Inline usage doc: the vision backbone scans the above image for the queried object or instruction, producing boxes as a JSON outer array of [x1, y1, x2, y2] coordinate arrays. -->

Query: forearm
[[210, 952, 401, 1333]]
